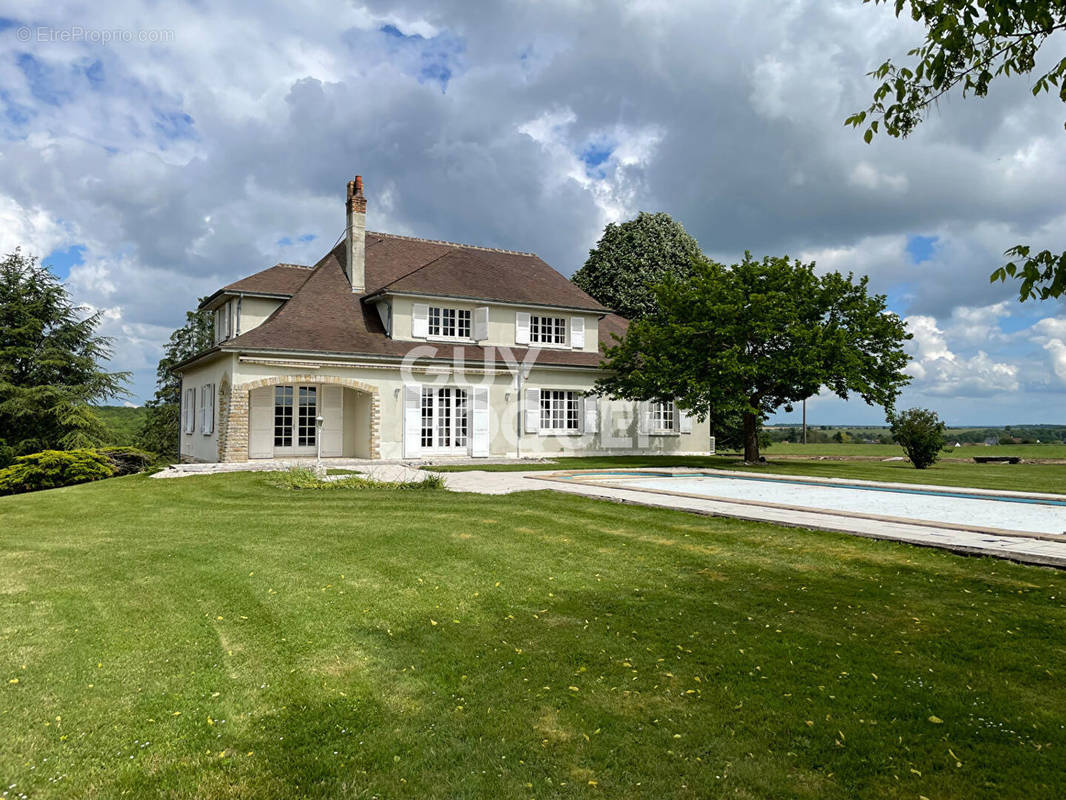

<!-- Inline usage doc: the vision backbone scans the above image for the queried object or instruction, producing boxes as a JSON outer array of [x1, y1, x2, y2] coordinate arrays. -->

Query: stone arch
[[220, 374, 380, 462]]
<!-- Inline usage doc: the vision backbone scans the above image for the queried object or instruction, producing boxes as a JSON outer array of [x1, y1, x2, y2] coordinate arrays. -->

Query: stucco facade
[[179, 352, 712, 463]]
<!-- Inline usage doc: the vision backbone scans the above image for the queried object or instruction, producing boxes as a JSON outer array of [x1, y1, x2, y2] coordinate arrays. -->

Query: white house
[[174, 176, 714, 462]]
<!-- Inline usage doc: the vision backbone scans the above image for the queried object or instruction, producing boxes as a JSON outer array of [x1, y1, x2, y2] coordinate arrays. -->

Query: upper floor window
[[530, 315, 566, 345], [429, 306, 471, 339], [213, 302, 231, 344], [650, 400, 676, 432]]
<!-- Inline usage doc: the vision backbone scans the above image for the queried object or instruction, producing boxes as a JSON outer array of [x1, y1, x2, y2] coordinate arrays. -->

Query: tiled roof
[[218, 248, 619, 368], [222, 263, 314, 296], [188, 230, 622, 369]]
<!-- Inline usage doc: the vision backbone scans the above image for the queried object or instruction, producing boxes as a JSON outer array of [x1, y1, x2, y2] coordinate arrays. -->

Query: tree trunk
[[743, 410, 760, 463]]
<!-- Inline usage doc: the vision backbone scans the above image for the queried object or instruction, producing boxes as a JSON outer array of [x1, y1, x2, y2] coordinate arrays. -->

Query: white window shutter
[[524, 387, 540, 433], [199, 386, 206, 433], [184, 387, 195, 433], [515, 311, 530, 345], [412, 304, 429, 338], [205, 384, 215, 434], [321, 385, 343, 457], [471, 386, 490, 457], [473, 306, 489, 341], [403, 384, 422, 457], [570, 317, 585, 350], [679, 407, 694, 434], [582, 395, 598, 435], [637, 401, 649, 435], [248, 387, 274, 458]]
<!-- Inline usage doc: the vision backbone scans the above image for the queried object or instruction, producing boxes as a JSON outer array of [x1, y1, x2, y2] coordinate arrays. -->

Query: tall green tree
[[0, 249, 129, 453], [596, 254, 912, 462], [136, 303, 212, 458], [572, 211, 703, 320], [847, 0, 1066, 300]]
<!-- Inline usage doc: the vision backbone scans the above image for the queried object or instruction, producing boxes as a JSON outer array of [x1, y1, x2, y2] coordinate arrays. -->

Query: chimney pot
[[345, 174, 366, 292]]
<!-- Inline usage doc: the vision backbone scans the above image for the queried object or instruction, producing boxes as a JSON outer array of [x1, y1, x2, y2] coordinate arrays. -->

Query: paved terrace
[[154, 460, 1066, 569]]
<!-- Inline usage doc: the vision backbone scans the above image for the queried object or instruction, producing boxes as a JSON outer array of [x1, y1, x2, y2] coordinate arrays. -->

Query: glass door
[[274, 385, 317, 456], [420, 387, 469, 452]]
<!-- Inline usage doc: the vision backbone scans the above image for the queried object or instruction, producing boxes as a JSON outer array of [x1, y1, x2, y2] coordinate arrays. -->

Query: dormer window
[[428, 306, 471, 339], [213, 300, 233, 344], [530, 315, 566, 345]]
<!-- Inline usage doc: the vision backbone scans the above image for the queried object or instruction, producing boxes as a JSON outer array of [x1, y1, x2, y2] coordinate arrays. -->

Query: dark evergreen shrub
[[0, 450, 115, 495]]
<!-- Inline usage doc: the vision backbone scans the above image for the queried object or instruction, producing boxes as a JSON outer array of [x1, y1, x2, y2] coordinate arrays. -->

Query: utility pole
[[802, 398, 807, 445]]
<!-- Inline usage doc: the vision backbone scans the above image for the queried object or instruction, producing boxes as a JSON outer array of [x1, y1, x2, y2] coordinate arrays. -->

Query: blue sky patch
[[152, 108, 196, 142], [44, 244, 86, 280], [82, 59, 105, 88], [277, 234, 316, 247], [906, 234, 937, 264], [17, 53, 72, 106], [376, 23, 465, 93], [0, 89, 32, 128]]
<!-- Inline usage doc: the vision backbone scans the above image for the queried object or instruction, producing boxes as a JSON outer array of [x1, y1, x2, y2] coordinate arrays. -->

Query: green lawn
[[764, 442, 1066, 459], [427, 455, 1066, 495], [2, 473, 1066, 798]]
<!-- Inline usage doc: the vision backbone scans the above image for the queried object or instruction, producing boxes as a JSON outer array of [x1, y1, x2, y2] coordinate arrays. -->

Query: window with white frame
[[650, 400, 676, 432], [540, 390, 580, 431], [529, 315, 566, 345], [200, 384, 215, 435], [184, 387, 196, 434], [214, 302, 231, 344], [428, 306, 471, 339]]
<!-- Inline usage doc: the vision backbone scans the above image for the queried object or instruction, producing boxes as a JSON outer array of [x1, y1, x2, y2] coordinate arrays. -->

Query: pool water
[[584, 473, 1066, 535]]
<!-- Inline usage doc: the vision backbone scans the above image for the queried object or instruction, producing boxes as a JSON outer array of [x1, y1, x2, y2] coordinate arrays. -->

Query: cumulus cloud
[[0, 0, 1064, 417], [903, 314, 1020, 396]]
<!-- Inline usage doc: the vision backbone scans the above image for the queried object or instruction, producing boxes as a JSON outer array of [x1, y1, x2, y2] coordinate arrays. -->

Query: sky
[[0, 0, 1064, 425]]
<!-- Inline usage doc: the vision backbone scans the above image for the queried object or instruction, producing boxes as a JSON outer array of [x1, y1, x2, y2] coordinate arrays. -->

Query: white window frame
[[427, 306, 472, 340], [539, 389, 581, 434], [650, 400, 677, 434], [529, 314, 567, 346], [200, 384, 215, 435], [184, 387, 196, 434]]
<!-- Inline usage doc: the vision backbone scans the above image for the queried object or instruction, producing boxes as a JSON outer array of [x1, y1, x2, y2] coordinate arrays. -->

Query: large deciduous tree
[[572, 211, 703, 320], [596, 254, 912, 462], [848, 0, 1066, 300], [0, 249, 129, 453], [136, 304, 212, 458]]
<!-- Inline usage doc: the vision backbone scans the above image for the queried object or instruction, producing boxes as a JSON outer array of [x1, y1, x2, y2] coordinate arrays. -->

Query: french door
[[274, 385, 318, 456], [420, 387, 469, 452]]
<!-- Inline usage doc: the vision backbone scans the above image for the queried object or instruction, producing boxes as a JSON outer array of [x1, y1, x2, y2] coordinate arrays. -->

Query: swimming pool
[[563, 471, 1066, 536]]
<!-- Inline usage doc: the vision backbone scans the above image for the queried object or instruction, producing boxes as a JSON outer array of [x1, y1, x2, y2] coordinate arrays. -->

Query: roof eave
[[198, 289, 295, 311]]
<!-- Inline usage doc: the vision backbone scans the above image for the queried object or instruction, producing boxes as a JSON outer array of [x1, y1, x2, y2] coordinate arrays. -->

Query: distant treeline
[[93, 405, 149, 447], [766, 424, 1066, 445]]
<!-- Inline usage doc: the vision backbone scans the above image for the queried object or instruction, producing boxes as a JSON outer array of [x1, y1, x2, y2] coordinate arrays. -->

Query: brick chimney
[[345, 175, 366, 292]]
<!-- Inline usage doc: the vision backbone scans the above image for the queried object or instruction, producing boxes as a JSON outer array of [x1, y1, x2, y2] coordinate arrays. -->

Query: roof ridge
[[367, 230, 535, 257]]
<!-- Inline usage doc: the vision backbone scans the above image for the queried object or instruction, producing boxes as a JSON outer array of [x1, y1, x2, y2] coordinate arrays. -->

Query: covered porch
[[218, 374, 381, 462]]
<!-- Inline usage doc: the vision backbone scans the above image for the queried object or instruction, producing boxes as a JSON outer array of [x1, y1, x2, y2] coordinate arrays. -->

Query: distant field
[[763, 442, 1066, 459]]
